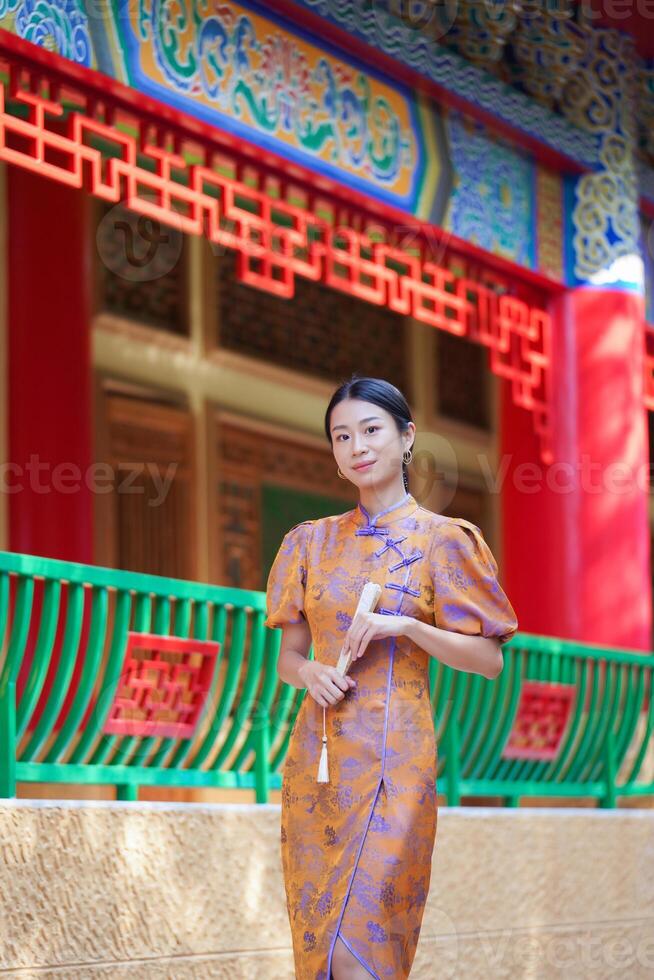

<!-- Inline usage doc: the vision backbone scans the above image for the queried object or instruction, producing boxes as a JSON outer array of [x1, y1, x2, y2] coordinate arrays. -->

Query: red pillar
[[500, 287, 651, 650], [7, 169, 93, 562]]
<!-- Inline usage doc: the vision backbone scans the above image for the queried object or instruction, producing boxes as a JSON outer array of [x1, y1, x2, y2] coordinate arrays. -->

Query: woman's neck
[[358, 483, 408, 521]]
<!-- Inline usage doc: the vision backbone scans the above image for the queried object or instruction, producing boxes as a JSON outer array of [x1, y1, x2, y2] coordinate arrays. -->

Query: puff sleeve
[[430, 518, 518, 644], [264, 521, 314, 629]]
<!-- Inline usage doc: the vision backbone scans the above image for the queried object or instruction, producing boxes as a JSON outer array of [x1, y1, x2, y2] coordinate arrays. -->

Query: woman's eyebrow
[[331, 416, 383, 432]]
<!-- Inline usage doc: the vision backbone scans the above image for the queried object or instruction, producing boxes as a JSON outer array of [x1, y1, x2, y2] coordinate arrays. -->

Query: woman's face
[[329, 398, 414, 491]]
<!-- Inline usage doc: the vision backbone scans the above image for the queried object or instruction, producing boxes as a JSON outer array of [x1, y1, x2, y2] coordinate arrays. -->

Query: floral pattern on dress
[[265, 493, 518, 979]]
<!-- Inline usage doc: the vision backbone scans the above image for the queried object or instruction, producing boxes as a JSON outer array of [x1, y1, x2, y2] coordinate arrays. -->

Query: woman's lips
[[353, 461, 375, 471]]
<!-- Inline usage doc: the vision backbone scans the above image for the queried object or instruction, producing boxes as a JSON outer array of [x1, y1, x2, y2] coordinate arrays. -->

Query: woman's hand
[[298, 659, 357, 708], [344, 611, 410, 664]]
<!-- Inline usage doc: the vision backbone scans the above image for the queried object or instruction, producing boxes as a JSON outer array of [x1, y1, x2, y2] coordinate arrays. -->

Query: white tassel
[[316, 582, 382, 785], [317, 706, 330, 783]]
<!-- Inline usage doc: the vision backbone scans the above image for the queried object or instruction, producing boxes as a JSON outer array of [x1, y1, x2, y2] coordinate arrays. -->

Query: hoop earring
[[402, 448, 413, 465], [337, 467, 347, 479]]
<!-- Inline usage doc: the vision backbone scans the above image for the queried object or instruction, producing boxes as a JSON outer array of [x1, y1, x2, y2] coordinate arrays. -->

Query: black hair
[[324, 375, 414, 492]]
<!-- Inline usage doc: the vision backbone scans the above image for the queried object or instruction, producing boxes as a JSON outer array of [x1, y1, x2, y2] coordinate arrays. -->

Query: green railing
[[0, 551, 653, 806], [438, 635, 654, 807], [0, 552, 285, 803]]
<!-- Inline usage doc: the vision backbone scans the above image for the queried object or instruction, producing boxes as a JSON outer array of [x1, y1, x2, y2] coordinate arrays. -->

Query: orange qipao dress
[[265, 491, 518, 980]]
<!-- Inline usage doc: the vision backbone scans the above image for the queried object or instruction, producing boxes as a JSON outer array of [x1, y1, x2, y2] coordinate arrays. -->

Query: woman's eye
[[336, 427, 377, 441]]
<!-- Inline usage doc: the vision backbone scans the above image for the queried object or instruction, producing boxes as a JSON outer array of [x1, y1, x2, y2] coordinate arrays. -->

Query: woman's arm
[[401, 617, 504, 680], [276, 619, 313, 689], [276, 619, 356, 704]]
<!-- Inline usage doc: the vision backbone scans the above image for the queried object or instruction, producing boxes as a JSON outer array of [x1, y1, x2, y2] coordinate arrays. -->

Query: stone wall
[[1, 801, 653, 978]]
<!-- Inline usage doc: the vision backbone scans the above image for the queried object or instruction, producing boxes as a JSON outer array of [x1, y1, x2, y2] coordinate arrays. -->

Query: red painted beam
[[0, 27, 566, 293]]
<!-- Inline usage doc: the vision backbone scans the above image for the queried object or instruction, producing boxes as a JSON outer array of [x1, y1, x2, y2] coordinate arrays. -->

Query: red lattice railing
[[0, 31, 554, 462], [501, 680, 576, 761], [103, 632, 221, 739]]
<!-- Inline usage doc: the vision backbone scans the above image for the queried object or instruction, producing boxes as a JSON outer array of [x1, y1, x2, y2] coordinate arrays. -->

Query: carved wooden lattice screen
[[213, 416, 355, 590], [96, 388, 196, 579], [436, 329, 491, 431], [95, 200, 191, 336], [216, 251, 411, 394]]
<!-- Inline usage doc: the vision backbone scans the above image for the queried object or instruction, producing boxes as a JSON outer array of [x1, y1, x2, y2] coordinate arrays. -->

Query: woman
[[265, 376, 518, 980]]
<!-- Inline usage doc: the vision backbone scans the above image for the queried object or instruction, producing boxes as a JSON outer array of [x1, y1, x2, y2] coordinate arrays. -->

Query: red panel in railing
[[501, 680, 576, 761], [103, 631, 221, 739]]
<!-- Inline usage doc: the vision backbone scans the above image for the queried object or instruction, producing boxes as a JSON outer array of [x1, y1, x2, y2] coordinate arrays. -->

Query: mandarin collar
[[352, 491, 419, 528]]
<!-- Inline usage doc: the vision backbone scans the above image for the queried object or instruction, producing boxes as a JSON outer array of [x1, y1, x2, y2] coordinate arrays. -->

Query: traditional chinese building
[[1, 0, 653, 652], [2, 7, 654, 974]]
